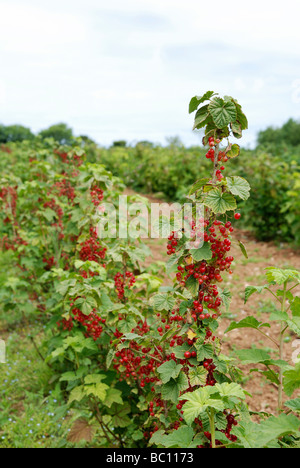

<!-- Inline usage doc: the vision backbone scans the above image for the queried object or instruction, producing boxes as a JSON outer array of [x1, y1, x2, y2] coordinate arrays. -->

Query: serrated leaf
[[225, 143, 240, 158], [235, 348, 271, 365], [68, 385, 86, 404], [152, 293, 176, 312], [190, 242, 212, 262], [188, 366, 207, 386], [226, 176, 250, 201], [284, 397, 300, 413], [183, 387, 225, 426], [283, 364, 300, 397], [265, 267, 300, 285], [103, 388, 123, 408], [160, 426, 195, 448], [109, 403, 131, 428], [157, 360, 182, 384], [257, 414, 300, 445], [193, 104, 210, 130], [189, 91, 215, 114], [106, 348, 115, 369], [161, 373, 189, 403], [85, 382, 109, 400], [244, 284, 268, 303], [230, 121, 242, 138], [291, 297, 300, 317], [189, 178, 211, 196], [208, 97, 237, 128], [214, 382, 246, 400], [195, 342, 214, 361], [204, 189, 237, 214], [225, 316, 270, 334], [218, 288, 232, 312], [67, 419, 95, 443], [185, 275, 199, 296]]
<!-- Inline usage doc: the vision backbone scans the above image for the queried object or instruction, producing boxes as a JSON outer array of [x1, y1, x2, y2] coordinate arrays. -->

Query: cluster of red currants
[[114, 271, 136, 300], [90, 186, 104, 207], [59, 305, 106, 341], [42, 256, 56, 270], [79, 227, 107, 263], [113, 343, 161, 388], [0, 186, 18, 219], [54, 179, 76, 203], [167, 231, 178, 256]]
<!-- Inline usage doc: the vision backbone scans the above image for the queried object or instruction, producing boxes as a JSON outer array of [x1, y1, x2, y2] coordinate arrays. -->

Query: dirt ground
[[125, 189, 300, 415]]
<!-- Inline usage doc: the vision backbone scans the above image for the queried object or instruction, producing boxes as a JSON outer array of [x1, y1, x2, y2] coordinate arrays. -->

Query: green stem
[[278, 281, 287, 413], [208, 408, 216, 448]]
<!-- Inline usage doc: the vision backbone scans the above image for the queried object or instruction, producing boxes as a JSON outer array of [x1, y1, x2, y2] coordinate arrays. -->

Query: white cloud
[[0, 2, 87, 54], [1, 0, 300, 146]]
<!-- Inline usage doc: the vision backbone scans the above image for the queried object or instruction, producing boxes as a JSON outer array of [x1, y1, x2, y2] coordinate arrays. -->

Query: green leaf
[[189, 91, 215, 114], [208, 97, 237, 128], [183, 387, 224, 426], [106, 348, 115, 369], [161, 373, 189, 403], [204, 189, 237, 214], [149, 430, 166, 446], [189, 178, 211, 196], [265, 267, 300, 285], [214, 382, 246, 400], [193, 105, 210, 130], [226, 143, 240, 158], [184, 275, 199, 297], [235, 348, 271, 364], [188, 366, 208, 386], [235, 102, 248, 130], [226, 176, 250, 201], [230, 121, 242, 139], [283, 364, 300, 397], [103, 388, 123, 408], [68, 385, 86, 404], [160, 426, 195, 448], [217, 288, 232, 312], [234, 414, 300, 448], [152, 293, 176, 312], [118, 316, 137, 334], [109, 403, 131, 428], [85, 382, 109, 401], [257, 414, 300, 445], [195, 342, 214, 361], [157, 361, 182, 384], [244, 284, 268, 303], [291, 297, 300, 317], [238, 241, 248, 259], [284, 397, 300, 413], [225, 316, 270, 334], [190, 242, 212, 262], [75, 295, 98, 316]]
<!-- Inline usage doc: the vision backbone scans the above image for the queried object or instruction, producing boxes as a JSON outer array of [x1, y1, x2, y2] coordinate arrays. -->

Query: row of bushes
[[94, 142, 300, 246]]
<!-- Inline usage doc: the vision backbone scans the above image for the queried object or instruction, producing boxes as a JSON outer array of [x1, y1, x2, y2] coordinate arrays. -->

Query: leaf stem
[[208, 408, 216, 448]]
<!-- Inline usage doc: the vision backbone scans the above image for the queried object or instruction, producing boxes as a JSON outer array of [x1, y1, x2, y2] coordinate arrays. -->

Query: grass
[[0, 322, 74, 448]]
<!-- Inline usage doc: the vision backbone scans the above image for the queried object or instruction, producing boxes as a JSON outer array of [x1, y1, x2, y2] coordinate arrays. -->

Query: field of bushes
[[0, 113, 299, 449]]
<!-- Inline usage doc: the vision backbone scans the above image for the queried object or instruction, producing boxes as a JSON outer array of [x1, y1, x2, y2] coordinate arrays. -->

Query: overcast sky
[[1, 0, 300, 147]]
